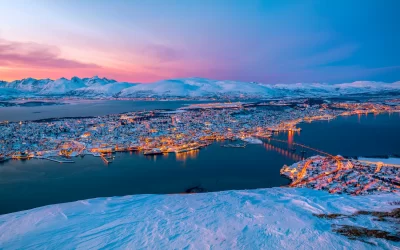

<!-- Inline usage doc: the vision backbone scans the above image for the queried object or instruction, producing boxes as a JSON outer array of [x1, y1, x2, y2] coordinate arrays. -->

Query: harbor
[[2, 99, 398, 164], [42, 157, 75, 164], [0, 112, 399, 215], [100, 154, 114, 164]]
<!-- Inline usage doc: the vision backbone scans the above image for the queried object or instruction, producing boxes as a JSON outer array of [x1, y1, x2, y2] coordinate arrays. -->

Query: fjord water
[[0, 100, 215, 122], [296, 113, 400, 156], [0, 113, 399, 215]]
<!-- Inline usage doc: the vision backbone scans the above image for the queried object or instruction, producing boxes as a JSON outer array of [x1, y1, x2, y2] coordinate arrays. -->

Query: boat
[[241, 137, 263, 144], [115, 146, 127, 152], [128, 146, 140, 151], [46, 156, 75, 163], [198, 143, 209, 148], [143, 148, 163, 155], [257, 134, 272, 139], [175, 146, 200, 153], [221, 143, 247, 148], [11, 151, 30, 160]]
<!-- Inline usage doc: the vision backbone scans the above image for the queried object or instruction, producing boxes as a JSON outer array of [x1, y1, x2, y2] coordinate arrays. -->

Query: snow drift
[[0, 188, 399, 249]]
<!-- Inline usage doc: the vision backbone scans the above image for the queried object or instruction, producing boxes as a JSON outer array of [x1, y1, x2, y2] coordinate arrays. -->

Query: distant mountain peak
[[0, 76, 399, 99]]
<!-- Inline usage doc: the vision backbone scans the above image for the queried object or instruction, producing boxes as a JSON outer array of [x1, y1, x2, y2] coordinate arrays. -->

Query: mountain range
[[1, 76, 400, 100]]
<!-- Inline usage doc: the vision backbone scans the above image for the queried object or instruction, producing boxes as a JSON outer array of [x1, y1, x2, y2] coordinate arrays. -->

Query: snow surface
[[0, 188, 399, 249], [1, 76, 400, 99], [358, 157, 400, 165]]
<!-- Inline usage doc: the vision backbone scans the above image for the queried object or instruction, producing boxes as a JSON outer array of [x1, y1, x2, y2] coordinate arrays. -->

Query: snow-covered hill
[[0, 88, 27, 100], [118, 78, 284, 98], [0, 188, 398, 249], [0, 76, 399, 99], [69, 82, 137, 97]]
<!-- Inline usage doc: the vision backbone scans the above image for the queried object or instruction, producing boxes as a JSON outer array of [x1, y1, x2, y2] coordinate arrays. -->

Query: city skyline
[[1, 0, 399, 84]]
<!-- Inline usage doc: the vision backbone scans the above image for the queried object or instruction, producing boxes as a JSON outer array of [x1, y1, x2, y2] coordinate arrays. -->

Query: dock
[[100, 154, 113, 164], [44, 157, 75, 163], [221, 143, 247, 148]]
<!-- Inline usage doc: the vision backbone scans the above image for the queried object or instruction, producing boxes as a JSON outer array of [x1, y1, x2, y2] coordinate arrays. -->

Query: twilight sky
[[0, 0, 399, 83]]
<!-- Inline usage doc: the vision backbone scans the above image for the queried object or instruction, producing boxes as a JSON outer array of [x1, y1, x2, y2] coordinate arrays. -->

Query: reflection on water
[[263, 143, 303, 162], [175, 150, 200, 161], [288, 130, 294, 148], [140, 150, 201, 162]]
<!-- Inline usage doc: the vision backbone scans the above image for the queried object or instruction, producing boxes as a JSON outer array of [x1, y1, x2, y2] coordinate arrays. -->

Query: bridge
[[266, 138, 335, 158], [267, 137, 400, 186], [265, 138, 343, 186], [268, 137, 400, 166]]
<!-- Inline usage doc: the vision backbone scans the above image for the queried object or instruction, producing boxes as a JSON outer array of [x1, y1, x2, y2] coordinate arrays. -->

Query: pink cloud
[[0, 39, 100, 69]]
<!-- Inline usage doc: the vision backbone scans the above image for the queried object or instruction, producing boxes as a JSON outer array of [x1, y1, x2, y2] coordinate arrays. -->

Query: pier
[[221, 143, 247, 148], [100, 154, 113, 164], [42, 157, 75, 163]]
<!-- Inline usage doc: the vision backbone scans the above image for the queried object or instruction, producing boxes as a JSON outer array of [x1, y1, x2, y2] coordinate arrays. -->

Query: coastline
[[1, 99, 399, 217], [1, 105, 398, 164]]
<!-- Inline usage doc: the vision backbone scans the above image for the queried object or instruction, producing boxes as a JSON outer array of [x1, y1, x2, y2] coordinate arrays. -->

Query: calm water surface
[[0, 100, 217, 122], [0, 113, 399, 215]]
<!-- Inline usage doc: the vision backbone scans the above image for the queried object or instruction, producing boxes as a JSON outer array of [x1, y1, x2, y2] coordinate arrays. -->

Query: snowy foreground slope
[[1, 76, 400, 99], [0, 188, 399, 249]]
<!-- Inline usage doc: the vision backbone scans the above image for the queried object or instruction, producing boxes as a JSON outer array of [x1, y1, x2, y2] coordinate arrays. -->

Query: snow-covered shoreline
[[0, 188, 399, 249], [358, 157, 400, 165], [281, 156, 400, 195]]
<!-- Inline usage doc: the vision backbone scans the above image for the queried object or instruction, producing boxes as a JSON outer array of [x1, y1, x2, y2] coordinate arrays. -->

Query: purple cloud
[[141, 43, 183, 62]]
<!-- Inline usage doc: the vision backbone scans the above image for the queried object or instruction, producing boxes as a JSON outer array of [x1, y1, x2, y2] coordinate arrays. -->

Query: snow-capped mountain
[[0, 76, 399, 99], [80, 75, 117, 86], [4, 78, 52, 92], [39, 77, 86, 95], [119, 78, 283, 98], [0, 80, 7, 88], [69, 82, 137, 97]]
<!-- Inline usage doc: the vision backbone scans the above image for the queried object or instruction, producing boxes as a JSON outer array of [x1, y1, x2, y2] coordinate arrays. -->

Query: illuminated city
[[1, 0, 400, 248], [1, 99, 399, 166]]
